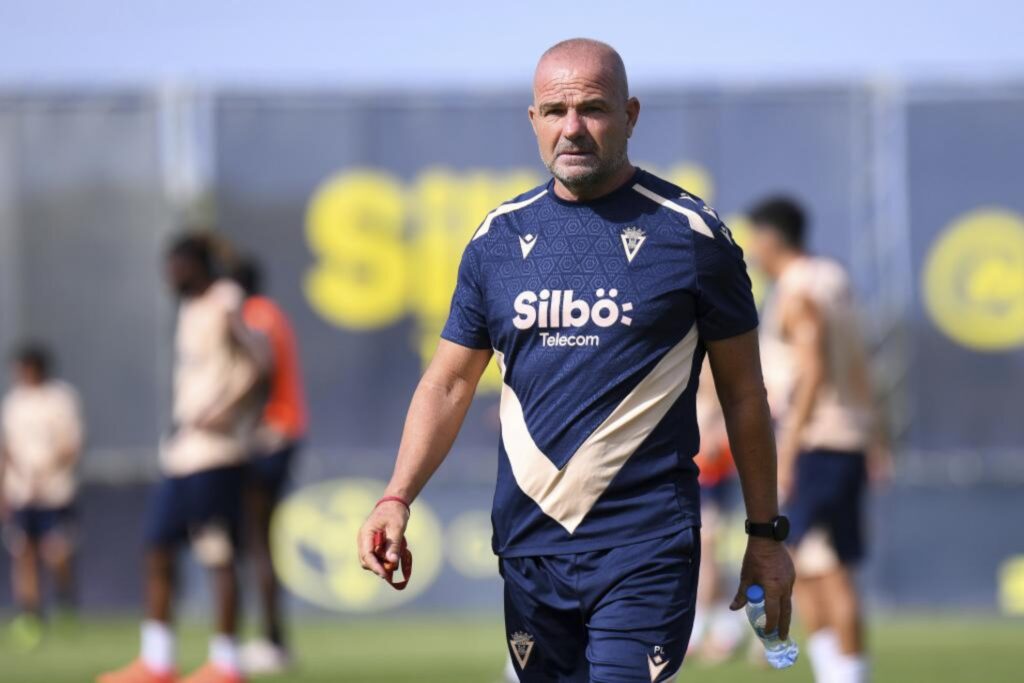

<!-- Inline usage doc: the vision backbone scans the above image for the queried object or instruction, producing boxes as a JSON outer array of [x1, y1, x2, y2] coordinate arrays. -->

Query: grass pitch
[[1, 613, 1020, 682]]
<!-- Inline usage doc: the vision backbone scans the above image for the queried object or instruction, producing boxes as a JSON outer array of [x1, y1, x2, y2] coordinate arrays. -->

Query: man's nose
[[562, 109, 584, 139]]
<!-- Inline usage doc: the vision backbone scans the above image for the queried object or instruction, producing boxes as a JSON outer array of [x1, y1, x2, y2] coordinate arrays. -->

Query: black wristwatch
[[745, 515, 790, 542]]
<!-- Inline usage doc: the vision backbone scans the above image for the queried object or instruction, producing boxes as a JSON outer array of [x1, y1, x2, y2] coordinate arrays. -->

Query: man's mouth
[[558, 150, 595, 159]]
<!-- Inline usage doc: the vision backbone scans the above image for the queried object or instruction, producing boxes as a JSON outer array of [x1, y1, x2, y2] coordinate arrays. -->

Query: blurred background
[[1, 1, 1022, 681]]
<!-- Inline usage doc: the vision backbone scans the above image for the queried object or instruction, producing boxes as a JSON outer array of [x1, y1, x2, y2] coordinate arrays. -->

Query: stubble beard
[[548, 142, 630, 196]]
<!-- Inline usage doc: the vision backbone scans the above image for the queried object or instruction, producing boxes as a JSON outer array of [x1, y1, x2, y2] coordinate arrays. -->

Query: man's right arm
[[357, 339, 492, 579]]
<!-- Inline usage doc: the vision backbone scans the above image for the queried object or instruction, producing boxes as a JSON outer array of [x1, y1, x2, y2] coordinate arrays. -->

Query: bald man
[[358, 39, 794, 682]]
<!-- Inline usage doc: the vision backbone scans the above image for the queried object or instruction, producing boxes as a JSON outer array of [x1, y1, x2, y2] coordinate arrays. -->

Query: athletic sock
[[688, 607, 707, 650], [836, 653, 870, 683], [807, 629, 840, 682], [140, 620, 175, 673], [708, 601, 744, 651], [504, 655, 520, 682], [210, 633, 241, 673]]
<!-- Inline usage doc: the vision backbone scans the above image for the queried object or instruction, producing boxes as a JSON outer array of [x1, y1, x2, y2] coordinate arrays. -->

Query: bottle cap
[[746, 584, 765, 603]]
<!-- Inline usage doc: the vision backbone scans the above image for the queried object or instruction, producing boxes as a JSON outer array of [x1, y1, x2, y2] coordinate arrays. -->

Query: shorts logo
[[621, 226, 647, 263], [509, 631, 535, 669], [648, 645, 670, 681]]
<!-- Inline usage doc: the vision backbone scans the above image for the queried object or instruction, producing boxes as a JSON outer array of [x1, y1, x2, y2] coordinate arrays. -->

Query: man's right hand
[[357, 500, 411, 580]]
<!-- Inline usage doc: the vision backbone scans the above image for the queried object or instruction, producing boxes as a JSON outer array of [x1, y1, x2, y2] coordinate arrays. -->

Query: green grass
[[1, 614, 1020, 682]]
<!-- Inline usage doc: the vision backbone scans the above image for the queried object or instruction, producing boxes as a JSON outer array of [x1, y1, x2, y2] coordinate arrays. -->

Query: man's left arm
[[55, 388, 85, 470], [706, 330, 795, 639], [193, 287, 271, 432], [692, 207, 795, 637]]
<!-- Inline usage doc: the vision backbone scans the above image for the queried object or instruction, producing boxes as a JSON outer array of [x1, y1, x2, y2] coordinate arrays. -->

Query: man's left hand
[[729, 537, 796, 639]]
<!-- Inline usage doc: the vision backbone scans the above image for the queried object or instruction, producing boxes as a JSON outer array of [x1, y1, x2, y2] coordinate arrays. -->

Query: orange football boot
[[178, 663, 245, 683], [96, 659, 176, 683]]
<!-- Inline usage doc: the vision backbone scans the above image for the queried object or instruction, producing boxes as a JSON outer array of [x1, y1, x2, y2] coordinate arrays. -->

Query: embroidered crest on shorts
[[509, 631, 535, 669]]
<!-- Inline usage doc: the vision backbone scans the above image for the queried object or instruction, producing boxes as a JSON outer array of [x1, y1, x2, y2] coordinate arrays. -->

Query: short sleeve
[[211, 279, 245, 314], [243, 299, 276, 334], [441, 246, 492, 350], [695, 221, 759, 341], [55, 383, 85, 450]]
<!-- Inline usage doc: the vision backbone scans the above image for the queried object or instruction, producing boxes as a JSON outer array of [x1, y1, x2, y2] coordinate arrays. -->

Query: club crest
[[509, 631, 535, 669], [621, 226, 647, 263]]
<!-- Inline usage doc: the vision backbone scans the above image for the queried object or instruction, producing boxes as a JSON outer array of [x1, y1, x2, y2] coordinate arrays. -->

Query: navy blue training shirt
[[441, 168, 758, 557]]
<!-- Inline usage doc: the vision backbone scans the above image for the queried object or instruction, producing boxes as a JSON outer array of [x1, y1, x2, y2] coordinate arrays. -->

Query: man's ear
[[527, 104, 538, 134], [625, 97, 640, 138]]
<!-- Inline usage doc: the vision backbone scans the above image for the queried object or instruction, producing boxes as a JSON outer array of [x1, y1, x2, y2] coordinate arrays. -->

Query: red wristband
[[375, 495, 411, 512]]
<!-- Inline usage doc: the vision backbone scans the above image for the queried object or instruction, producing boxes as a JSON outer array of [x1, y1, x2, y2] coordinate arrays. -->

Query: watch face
[[773, 516, 791, 541]]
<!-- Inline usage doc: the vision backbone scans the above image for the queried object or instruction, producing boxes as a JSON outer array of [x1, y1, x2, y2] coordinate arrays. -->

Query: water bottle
[[744, 584, 799, 669]]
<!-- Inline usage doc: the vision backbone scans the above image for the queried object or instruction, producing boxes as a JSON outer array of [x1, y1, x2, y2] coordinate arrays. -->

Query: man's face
[[12, 361, 42, 387], [529, 58, 638, 194], [165, 254, 197, 297], [749, 225, 786, 280]]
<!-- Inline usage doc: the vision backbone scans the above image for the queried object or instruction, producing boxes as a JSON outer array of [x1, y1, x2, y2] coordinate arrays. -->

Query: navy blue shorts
[[501, 526, 700, 682], [11, 505, 76, 541], [143, 465, 244, 549], [785, 449, 867, 565], [246, 441, 299, 503]]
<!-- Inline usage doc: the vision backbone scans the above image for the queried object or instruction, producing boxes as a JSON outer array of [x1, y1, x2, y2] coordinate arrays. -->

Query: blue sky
[[2, 1, 1022, 87]]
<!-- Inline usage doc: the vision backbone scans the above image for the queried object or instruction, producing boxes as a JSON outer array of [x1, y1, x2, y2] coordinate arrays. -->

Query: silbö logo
[[513, 288, 633, 347]]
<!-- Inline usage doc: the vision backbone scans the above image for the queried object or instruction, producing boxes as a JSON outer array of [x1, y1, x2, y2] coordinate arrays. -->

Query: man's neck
[[186, 277, 214, 298], [774, 251, 805, 279], [553, 163, 636, 202]]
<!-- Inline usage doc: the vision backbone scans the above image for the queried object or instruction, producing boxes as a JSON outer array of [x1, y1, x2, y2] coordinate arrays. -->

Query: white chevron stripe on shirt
[[472, 189, 548, 241], [632, 184, 715, 239], [497, 324, 700, 533]]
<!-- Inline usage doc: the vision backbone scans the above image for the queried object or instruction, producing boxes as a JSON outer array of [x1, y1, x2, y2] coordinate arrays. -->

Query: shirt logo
[[648, 646, 670, 681], [509, 631, 535, 669], [519, 233, 538, 259], [621, 226, 647, 263], [513, 289, 633, 329]]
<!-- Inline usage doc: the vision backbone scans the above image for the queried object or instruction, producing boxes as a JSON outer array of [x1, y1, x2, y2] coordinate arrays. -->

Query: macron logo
[[519, 233, 538, 259], [648, 646, 670, 681]]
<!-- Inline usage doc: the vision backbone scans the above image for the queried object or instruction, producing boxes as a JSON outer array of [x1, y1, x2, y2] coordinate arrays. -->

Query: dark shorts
[[143, 465, 244, 549], [501, 526, 700, 683], [785, 448, 868, 565], [246, 440, 300, 503], [10, 505, 76, 542]]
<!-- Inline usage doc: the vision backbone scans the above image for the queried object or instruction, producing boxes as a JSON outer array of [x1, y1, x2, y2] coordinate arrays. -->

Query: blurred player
[[99, 234, 267, 683], [750, 197, 891, 683], [360, 39, 794, 682], [689, 362, 746, 663], [230, 258, 308, 676], [1, 343, 83, 649]]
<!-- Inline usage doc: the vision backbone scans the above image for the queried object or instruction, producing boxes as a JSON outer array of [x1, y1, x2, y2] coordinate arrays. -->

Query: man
[[230, 258, 308, 675], [359, 39, 794, 682], [749, 197, 890, 683], [99, 234, 267, 683], [1, 343, 83, 649]]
